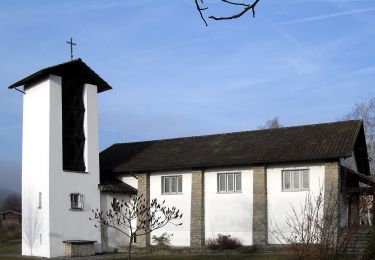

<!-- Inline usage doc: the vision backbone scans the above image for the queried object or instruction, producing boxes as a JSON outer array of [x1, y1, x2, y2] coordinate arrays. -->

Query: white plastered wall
[[149, 171, 192, 246], [22, 76, 102, 257], [100, 192, 131, 251], [48, 81, 102, 257], [121, 176, 138, 190], [204, 167, 253, 245], [267, 162, 325, 244], [22, 77, 51, 257]]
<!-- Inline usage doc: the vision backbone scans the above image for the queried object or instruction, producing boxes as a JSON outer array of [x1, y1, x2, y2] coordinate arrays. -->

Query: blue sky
[[0, 0, 375, 192]]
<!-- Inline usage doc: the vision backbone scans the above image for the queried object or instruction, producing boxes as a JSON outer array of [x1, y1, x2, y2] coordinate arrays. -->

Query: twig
[[195, 0, 208, 26], [209, 0, 260, 20]]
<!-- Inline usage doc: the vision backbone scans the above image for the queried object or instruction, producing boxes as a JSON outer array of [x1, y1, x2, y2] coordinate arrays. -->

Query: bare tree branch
[[90, 195, 183, 260], [195, 0, 261, 25], [209, 0, 260, 20], [195, 0, 208, 26], [221, 0, 250, 7]]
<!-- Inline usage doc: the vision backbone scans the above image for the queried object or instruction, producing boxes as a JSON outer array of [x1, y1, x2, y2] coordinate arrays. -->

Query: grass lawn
[[0, 253, 290, 260], [0, 240, 290, 260], [0, 257, 289, 260], [131, 255, 290, 260], [0, 257, 29, 260], [0, 239, 21, 254]]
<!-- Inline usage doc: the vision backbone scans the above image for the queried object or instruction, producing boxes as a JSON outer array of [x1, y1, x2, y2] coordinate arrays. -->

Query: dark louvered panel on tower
[[62, 77, 86, 172]]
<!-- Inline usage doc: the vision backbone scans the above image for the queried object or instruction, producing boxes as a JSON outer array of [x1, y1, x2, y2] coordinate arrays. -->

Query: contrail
[[283, 7, 375, 25]]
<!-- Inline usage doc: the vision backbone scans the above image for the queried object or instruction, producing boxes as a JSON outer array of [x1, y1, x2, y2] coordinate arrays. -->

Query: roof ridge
[[111, 119, 362, 146]]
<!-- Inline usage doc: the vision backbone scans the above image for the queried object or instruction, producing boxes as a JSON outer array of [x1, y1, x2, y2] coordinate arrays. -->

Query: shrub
[[152, 232, 172, 249], [361, 226, 375, 260], [206, 234, 242, 250], [0, 223, 21, 241]]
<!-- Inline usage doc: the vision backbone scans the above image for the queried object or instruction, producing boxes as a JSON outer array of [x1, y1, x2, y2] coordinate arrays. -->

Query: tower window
[[112, 198, 119, 211], [70, 193, 84, 210], [62, 77, 86, 172]]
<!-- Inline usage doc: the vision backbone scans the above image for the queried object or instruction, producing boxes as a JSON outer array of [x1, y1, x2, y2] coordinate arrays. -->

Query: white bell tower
[[9, 59, 112, 257]]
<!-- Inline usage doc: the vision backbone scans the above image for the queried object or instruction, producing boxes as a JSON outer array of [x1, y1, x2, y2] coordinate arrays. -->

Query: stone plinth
[[63, 240, 96, 257]]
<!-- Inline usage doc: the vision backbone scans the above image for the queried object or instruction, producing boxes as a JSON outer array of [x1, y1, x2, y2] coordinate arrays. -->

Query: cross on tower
[[66, 37, 77, 60]]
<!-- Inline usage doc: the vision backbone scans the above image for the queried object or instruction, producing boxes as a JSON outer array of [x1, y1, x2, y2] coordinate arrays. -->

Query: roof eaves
[[111, 156, 347, 173]]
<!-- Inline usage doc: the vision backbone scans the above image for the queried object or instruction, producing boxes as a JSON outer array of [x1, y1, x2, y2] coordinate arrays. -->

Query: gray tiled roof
[[99, 175, 137, 194], [100, 120, 368, 173]]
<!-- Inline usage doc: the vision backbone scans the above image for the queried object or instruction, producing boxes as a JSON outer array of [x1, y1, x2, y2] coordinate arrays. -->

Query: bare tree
[[0, 193, 21, 212], [195, 0, 261, 26], [22, 193, 43, 256], [90, 194, 183, 260], [258, 116, 283, 129], [344, 98, 375, 174], [269, 186, 357, 259]]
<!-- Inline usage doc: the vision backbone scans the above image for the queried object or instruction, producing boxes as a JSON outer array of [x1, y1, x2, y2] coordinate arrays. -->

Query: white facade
[[118, 167, 254, 246], [22, 77, 53, 257], [267, 162, 325, 244], [19, 67, 359, 256], [149, 171, 192, 246], [100, 192, 131, 251], [205, 167, 253, 245], [121, 176, 138, 190], [22, 76, 102, 257]]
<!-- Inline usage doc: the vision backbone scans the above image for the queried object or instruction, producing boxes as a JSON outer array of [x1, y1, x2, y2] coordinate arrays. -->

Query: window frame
[[282, 169, 310, 192], [69, 193, 84, 211], [217, 172, 242, 193], [112, 197, 120, 211], [161, 175, 183, 195], [38, 192, 42, 209]]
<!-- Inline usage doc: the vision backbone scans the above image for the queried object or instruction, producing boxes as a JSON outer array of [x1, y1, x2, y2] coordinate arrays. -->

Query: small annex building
[[9, 59, 371, 257], [0, 210, 21, 228]]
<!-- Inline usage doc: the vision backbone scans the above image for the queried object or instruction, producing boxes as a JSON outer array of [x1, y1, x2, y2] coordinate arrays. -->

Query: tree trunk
[[128, 236, 132, 260]]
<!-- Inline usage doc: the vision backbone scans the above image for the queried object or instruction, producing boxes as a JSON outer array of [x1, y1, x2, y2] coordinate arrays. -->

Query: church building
[[9, 59, 371, 258]]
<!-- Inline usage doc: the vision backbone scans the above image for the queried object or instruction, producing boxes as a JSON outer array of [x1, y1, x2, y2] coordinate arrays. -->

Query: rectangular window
[[38, 192, 42, 209], [162, 176, 182, 194], [235, 173, 241, 192], [282, 169, 309, 191], [218, 173, 226, 192], [218, 172, 242, 193], [70, 193, 84, 210], [112, 198, 119, 211], [227, 173, 234, 192], [302, 170, 309, 189]]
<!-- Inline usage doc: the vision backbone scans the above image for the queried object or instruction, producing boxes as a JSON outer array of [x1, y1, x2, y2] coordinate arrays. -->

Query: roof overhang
[[8, 59, 112, 93]]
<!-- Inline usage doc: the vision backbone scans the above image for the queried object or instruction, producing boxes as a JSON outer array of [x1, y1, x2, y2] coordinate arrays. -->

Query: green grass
[[0, 239, 289, 260], [0, 257, 30, 260], [131, 255, 290, 260], [0, 239, 21, 254], [0, 257, 288, 260]]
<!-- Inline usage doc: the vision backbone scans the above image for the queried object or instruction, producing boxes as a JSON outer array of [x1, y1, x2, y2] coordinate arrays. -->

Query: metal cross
[[66, 37, 77, 60]]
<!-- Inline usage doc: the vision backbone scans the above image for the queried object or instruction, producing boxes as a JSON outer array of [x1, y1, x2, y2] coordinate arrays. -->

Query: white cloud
[[283, 7, 375, 24]]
